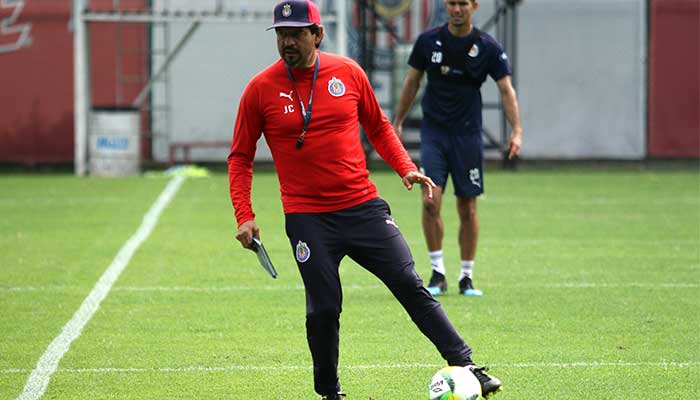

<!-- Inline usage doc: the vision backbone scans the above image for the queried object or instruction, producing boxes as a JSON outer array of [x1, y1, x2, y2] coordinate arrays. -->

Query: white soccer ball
[[428, 366, 482, 400]]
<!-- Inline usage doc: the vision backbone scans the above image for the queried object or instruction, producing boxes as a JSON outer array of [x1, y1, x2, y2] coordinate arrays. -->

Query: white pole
[[337, 0, 347, 57], [638, 0, 647, 158], [412, 0, 420, 37], [73, 0, 90, 176]]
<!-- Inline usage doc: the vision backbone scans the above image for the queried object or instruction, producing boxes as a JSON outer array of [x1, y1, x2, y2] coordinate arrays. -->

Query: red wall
[[0, 1, 148, 164], [648, 0, 700, 158], [0, 3, 73, 163]]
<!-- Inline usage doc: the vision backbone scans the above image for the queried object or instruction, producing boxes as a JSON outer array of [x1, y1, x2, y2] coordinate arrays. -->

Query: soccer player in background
[[228, 0, 502, 398], [393, 0, 523, 297]]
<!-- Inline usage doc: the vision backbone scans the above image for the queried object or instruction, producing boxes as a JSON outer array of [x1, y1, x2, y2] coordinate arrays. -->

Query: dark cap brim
[[266, 21, 316, 31]]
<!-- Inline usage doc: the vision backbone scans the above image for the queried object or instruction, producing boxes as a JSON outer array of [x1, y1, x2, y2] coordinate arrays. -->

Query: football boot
[[320, 392, 346, 400], [459, 276, 483, 297], [468, 366, 502, 398], [426, 271, 448, 296]]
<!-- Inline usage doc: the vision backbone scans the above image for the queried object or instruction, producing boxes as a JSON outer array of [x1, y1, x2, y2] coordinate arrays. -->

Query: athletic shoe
[[468, 366, 502, 398], [459, 276, 483, 297], [426, 271, 447, 296], [320, 392, 346, 400]]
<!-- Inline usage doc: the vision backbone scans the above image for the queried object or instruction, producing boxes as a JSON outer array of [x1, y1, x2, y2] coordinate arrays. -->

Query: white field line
[[111, 282, 700, 290], [542, 282, 700, 288], [3, 361, 699, 375], [2, 196, 698, 207], [16, 175, 186, 400], [404, 238, 700, 246], [2, 282, 698, 293]]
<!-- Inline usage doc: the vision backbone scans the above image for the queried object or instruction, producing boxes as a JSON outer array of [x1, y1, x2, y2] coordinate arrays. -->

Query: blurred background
[[0, 0, 698, 175]]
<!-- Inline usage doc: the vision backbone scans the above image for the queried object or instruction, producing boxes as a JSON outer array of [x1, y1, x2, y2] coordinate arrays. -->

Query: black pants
[[285, 198, 473, 396]]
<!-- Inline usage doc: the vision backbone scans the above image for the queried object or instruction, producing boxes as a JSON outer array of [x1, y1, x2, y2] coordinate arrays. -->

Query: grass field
[[1, 166, 699, 399]]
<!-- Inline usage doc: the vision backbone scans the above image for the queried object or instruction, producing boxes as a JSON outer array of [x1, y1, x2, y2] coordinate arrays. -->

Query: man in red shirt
[[228, 1, 502, 398]]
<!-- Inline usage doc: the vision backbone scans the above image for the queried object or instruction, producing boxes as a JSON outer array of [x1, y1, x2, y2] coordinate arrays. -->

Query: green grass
[[1, 167, 699, 399]]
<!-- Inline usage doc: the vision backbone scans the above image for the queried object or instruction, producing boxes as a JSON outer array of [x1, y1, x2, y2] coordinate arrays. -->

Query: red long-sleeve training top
[[228, 51, 417, 226]]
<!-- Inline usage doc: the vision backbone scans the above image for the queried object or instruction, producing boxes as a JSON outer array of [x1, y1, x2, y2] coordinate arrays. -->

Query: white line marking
[[403, 238, 700, 245], [542, 282, 700, 288], [3, 361, 698, 375], [491, 361, 700, 368], [2, 281, 698, 293], [17, 176, 185, 400], [113, 282, 699, 290]]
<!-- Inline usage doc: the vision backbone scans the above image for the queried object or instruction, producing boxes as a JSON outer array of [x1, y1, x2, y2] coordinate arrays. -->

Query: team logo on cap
[[282, 4, 292, 17], [468, 44, 479, 58], [327, 77, 345, 97], [296, 241, 311, 263]]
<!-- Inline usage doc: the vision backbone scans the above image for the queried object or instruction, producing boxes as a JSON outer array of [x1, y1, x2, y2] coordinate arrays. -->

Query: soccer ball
[[428, 366, 482, 400]]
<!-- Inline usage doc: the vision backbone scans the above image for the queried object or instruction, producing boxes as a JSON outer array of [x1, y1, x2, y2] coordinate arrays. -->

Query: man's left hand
[[402, 171, 436, 198]]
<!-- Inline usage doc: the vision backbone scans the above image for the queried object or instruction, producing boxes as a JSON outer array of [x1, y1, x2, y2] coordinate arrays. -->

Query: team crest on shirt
[[282, 4, 292, 17], [468, 44, 479, 58], [327, 77, 345, 97], [296, 240, 311, 263]]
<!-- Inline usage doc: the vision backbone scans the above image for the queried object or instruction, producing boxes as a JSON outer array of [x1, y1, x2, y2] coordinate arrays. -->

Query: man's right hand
[[235, 220, 260, 251]]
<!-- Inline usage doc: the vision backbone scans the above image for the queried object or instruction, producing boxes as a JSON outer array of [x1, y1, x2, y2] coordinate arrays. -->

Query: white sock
[[429, 250, 446, 276], [458, 260, 474, 281]]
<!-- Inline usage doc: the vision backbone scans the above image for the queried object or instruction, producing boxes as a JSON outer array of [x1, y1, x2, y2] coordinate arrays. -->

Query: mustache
[[282, 48, 300, 66]]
